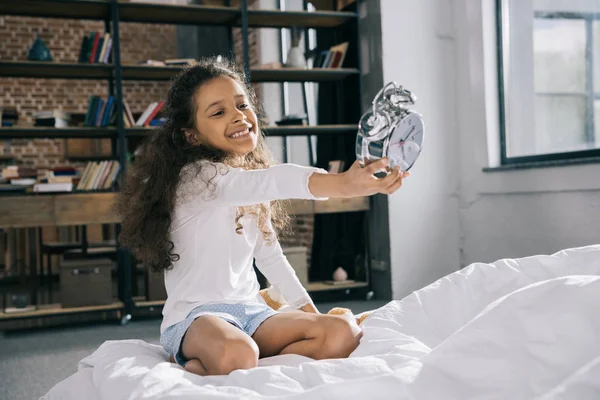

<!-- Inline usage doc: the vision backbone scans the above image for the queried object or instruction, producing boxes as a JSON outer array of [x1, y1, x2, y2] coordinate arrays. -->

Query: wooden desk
[[0, 193, 369, 228], [0, 193, 120, 228]]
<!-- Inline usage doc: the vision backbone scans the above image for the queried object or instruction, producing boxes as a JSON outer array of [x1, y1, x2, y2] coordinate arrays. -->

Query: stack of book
[[84, 95, 116, 127], [0, 106, 19, 127], [78, 32, 112, 64], [33, 110, 71, 128], [33, 166, 78, 193], [1, 165, 37, 180], [137, 58, 196, 67]]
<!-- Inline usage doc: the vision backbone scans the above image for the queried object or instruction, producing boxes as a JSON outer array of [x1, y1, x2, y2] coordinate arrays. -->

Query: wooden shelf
[[0, 301, 123, 321], [0, 192, 367, 228], [250, 68, 359, 82], [288, 197, 370, 215], [263, 124, 357, 136], [0, 1, 354, 28], [118, 2, 239, 25], [0, 61, 113, 80], [306, 281, 368, 292], [134, 300, 165, 308], [126, 124, 357, 138], [0, 127, 117, 139], [121, 65, 182, 81], [120, 66, 359, 82], [66, 155, 119, 162], [0, 0, 110, 20], [0, 192, 120, 228], [246, 9, 356, 29]]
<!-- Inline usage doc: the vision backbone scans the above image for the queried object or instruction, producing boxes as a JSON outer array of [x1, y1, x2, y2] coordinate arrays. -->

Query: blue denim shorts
[[160, 302, 279, 367]]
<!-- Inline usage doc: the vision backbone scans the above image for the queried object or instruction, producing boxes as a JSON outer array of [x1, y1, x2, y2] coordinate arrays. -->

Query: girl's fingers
[[366, 158, 389, 175], [383, 175, 404, 194], [378, 166, 401, 187]]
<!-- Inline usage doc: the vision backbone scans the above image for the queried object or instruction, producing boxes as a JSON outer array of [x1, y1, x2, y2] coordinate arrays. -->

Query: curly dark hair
[[115, 58, 290, 273]]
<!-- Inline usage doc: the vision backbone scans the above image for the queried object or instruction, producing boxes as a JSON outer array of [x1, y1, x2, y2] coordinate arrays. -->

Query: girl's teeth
[[232, 130, 249, 138]]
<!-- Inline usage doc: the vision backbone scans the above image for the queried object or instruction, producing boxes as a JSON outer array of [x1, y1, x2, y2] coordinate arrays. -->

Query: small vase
[[286, 46, 306, 69], [333, 267, 348, 282]]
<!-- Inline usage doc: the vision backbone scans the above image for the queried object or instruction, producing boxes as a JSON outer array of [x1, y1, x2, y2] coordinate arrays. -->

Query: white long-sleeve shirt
[[160, 161, 328, 333]]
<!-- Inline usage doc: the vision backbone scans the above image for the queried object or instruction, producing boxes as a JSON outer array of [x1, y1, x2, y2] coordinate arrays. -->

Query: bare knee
[[213, 338, 259, 375], [317, 317, 362, 360]]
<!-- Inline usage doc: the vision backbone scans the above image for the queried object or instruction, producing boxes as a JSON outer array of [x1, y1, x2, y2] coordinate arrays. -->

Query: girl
[[117, 58, 409, 377]]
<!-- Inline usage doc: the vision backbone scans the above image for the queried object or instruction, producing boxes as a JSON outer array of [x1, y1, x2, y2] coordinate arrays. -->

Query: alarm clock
[[356, 82, 424, 173]]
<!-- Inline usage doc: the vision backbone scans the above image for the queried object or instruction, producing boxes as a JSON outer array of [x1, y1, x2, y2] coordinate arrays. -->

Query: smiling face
[[185, 76, 259, 157]]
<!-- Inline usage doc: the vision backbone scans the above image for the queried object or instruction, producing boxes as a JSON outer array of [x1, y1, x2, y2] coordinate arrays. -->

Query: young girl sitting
[[117, 58, 409, 377]]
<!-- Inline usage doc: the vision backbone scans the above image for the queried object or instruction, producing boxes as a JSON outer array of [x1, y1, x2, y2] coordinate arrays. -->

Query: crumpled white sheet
[[42, 245, 600, 400]]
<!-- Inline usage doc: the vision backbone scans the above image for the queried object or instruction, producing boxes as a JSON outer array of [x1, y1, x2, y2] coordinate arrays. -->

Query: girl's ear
[[183, 128, 199, 145]]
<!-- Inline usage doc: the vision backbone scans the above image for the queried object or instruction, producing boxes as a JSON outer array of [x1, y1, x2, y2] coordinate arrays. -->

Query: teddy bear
[[257, 286, 372, 325]]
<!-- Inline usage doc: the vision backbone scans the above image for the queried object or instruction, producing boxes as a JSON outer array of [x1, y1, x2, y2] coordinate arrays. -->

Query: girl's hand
[[339, 158, 409, 198], [309, 157, 410, 199]]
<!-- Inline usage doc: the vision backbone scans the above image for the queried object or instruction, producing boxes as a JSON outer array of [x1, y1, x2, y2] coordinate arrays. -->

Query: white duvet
[[42, 245, 600, 400]]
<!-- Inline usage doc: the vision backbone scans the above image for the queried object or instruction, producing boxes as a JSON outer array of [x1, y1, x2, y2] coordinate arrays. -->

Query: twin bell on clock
[[356, 81, 424, 175]]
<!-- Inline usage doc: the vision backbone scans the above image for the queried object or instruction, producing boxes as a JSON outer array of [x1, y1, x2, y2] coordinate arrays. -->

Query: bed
[[42, 245, 600, 400]]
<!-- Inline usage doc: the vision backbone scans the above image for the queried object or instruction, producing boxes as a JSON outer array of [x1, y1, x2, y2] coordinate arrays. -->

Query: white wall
[[453, 0, 600, 265], [380, 0, 600, 299], [380, 0, 462, 299]]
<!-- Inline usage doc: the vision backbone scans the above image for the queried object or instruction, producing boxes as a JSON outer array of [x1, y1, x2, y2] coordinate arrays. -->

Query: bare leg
[[252, 313, 362, 360], [179, 315, 260, 376]]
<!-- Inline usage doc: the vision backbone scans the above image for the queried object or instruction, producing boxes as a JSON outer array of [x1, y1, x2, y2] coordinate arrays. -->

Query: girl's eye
[[238, 103, 249, 109], [212, 110, 224, 117]]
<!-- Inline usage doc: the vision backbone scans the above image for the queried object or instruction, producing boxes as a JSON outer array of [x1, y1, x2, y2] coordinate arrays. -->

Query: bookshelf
[[0, 0, 373, 328]]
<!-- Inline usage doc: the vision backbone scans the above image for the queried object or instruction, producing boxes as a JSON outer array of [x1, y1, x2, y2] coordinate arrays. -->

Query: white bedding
[[42, 245, 600, 400]]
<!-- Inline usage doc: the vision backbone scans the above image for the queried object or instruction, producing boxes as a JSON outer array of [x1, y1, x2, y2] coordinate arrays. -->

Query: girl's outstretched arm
[[180, 158, 408, 208], [179, 162, 328, 208]]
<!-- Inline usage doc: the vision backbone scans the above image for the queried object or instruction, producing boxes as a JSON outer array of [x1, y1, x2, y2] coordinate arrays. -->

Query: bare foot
[[184, 358, 208, 376]]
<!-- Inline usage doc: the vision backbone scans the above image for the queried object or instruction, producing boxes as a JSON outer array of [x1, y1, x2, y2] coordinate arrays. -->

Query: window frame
[[496, 0, 600, 165]]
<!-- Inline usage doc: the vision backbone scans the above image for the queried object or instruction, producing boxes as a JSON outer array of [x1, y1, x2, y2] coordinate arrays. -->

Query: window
[[497, 0, 600, 164]]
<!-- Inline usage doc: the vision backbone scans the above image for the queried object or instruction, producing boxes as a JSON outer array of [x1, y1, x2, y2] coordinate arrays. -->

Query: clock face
[[387, 112, 424, 171]]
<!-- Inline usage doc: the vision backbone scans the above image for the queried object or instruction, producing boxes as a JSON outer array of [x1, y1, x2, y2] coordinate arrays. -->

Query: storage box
[[283, 246, 309, 287], [147, 270, 167, 301], [59, 258, 113, 308]]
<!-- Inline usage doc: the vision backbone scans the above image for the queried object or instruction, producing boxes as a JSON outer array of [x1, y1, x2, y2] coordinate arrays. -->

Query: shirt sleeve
[[179, 162, 329, 208], [254, 235, 313, 310]]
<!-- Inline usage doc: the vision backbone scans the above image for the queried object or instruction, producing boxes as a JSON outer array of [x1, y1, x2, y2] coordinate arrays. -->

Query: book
[[143, 101, 165, 127], [33, 182, 73, 193], [123, 101, 135, 126], [102, 38, 112, 64], [88, 31, 101, 63], [164, 58, 196, 66], [135, 102, 158, 126], [78, 35, 90, 62]]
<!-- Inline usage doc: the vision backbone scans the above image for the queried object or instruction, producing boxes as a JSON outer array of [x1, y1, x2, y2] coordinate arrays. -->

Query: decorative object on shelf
[[356, 81, 424, 173], [3, 292, 35, 313], [332, 266, 348, 281], [285, 27, 307, 69], [27, 36, 52, 62], [275, 114, 307, 126]]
